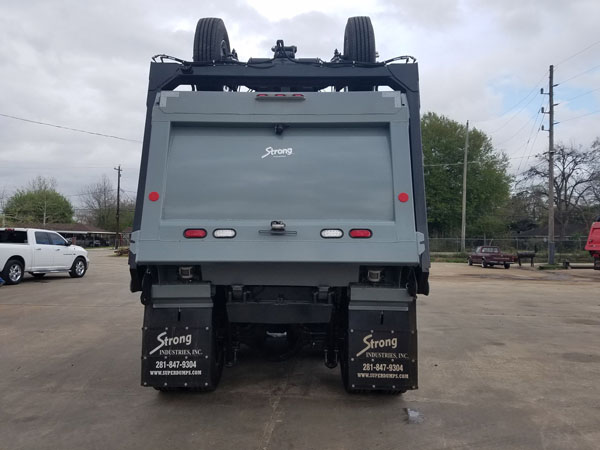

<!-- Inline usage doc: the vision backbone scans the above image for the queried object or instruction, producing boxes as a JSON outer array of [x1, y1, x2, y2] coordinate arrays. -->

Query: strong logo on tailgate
[[262, 146, 293, 159]]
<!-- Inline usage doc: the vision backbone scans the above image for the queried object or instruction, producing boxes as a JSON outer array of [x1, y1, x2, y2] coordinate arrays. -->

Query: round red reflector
[[349, 229, 372, 238], [398, 192, 409, 203], [148, 191, 160, 202], [184, 229, 207, 238]]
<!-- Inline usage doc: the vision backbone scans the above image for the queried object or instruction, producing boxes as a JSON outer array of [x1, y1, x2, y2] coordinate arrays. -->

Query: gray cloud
[[1, 0, 598, 208]]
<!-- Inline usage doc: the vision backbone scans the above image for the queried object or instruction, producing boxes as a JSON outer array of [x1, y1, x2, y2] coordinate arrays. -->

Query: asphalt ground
[[1, 250, 599, 450]]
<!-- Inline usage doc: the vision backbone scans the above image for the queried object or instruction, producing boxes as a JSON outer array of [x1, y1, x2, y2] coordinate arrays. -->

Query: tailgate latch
[[259, 220, 298, 236]]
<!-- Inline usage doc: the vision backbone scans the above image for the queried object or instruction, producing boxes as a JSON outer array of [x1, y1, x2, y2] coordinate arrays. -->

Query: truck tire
[[481, 259, 487, 268], [343, 16, 376, 63], [2, 259, 24, 285], [193, 18, 231, 62], [69, 257, 87, 278], [504, 263, 510, 269], [468, 257, 473, 266]]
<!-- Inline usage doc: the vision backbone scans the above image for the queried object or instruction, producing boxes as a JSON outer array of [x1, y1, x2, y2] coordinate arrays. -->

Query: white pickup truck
[[0, 228, 89, 285]]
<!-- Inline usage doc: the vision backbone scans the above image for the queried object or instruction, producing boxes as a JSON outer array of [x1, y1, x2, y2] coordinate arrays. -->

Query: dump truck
[[129, 16, 430, 393]]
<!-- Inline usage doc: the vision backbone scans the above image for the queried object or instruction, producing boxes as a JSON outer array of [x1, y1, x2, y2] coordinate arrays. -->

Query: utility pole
[[541, 65, 557, 264], [461, 120, 469, 253], [114, 165, 122, 249], [548, 65, 556, 264]]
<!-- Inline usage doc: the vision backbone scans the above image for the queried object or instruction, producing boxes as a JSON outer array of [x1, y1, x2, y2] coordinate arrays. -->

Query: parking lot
[[1, 249, 599, 449]]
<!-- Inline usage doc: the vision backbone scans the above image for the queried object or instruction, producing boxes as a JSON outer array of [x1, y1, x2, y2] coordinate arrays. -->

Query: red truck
[[468, 246, 515, 269], [585, 218, 600, 270]]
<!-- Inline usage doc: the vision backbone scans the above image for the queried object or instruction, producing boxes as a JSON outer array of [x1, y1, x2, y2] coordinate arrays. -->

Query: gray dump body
[[133, 91, 425, 276], [131, 57, 429, 394]]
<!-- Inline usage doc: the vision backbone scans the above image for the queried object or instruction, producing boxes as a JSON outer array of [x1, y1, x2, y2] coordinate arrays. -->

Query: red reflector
[[292, 93, 304, 97], [183, 229, 207, 239], [275, 93, 286, 97], [148, 191, 160, 202], [256, 93, 268, 97], [398, 192, 409, 203], [349, 229, 372, 238]]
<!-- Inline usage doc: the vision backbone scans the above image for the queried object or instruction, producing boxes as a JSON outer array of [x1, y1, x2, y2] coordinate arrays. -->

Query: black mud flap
[[141, 305, 215, 390], [346, 286, 417, 392]]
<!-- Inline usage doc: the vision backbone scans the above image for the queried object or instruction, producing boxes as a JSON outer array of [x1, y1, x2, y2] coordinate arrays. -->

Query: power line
[[558, 109, 600, 124], [522, 111, 545, 171], [0, 165, 139, 171], [516, 96, 546, 172], [0, 113, 142, 143], [557, 63, 600, 85], [555, 39, 600, 66], [473, 71, 547, 127], [493, 109, 541, 147], [424, 155, 528, 168], [561, 86, 600, 103]]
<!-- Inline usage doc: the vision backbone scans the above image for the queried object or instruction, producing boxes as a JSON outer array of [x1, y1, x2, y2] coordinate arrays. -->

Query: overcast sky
[[1, 0, 599, 210]]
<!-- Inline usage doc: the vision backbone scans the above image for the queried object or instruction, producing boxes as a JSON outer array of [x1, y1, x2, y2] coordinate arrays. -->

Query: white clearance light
[[213, 229, 236, 238], [321, 229, 343, 239]]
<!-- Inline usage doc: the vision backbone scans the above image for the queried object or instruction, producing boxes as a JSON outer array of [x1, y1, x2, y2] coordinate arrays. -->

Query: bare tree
[[27, 176, 57, 192], [524, 142, 599, 237], [589, 139, 600, 208], [79, 175, 117, 230]]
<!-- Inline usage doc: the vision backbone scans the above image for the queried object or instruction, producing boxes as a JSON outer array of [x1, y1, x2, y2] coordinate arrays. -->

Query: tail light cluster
[[321, 229, 373, 239], [184, 228, 372, 239], [183, 228, 236, 239], [321, 228, 373, 239]]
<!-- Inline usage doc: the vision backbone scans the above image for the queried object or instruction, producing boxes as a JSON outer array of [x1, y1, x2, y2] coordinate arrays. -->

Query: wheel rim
[[75, 261, 85, 276], [9, 264, 22, 282]]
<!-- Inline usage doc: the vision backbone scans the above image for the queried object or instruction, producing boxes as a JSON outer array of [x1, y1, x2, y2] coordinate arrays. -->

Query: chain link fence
[[430, 237, 590, 255]]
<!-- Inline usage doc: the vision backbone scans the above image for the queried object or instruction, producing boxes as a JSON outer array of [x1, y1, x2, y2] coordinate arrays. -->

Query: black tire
[[31, 273, 46, 279], [481, 259, 487, 268], [343, 16, 376, 63], [468, 258, 473, 266], [2, 259, 24, 285], [69, 257, 87, 278], [504, 263, 510, 269], [193, 18, 231, 62]]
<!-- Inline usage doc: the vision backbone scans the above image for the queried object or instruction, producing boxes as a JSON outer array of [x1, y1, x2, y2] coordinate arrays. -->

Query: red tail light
[[349, 229, 372, 238], [183, 229, 206, 239]]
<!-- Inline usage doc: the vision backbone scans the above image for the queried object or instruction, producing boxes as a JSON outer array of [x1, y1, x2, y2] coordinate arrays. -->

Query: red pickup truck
[[468, 246, 515, 269], [585, 219, 600, 270]]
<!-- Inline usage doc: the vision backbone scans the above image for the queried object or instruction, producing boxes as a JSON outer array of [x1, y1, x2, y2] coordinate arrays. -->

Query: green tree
[[4, 176, 74, 224], [421, 112, 511, 237]]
